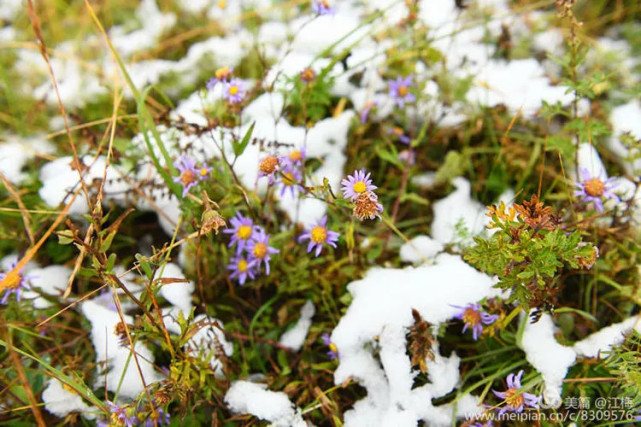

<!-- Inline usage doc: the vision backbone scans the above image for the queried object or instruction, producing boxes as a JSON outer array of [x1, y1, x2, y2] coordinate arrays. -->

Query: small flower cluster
[[341, 169, 383, 220], [207, 66, 247, 104], [97, 401, 171, 427], [173, 156, 211, 198], [258, 147, 307, 198], [224, 213, 279, 285]]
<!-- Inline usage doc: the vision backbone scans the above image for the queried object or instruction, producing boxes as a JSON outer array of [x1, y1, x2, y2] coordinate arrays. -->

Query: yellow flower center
[[200, 167, 209, 177], [462, 307, 481, 327], [329, 342, 338, 353], [584, 178, 605, 197], [218, 0, 227, 9], [289, 150, 303, 161], [353, 181, 367, 193], [237, 225, 252, 240], [2, 270, 22, 290], [282, 172, 295, 186], [180, 170, 196, 186], [237, 259, 248, 272], [311, 226, 327, 243], [504, 388, 525, 410], [229, 85, 239, 95], [397, 85, 409, 96], [253, 243, 267, 259]]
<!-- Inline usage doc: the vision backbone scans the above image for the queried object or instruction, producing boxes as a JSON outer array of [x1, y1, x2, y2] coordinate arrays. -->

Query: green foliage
[[465, 197, 596, 312], [606, 331, 641, 407]]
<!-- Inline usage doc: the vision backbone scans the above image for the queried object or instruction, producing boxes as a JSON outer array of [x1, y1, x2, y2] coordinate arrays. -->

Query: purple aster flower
[[0, 261, 34, 305], [223, 213, 260, 254], [321, 333, 339, 360], [312, 0, 336, 15], [284, 148, 306, 168], [247, 230, 279, 275], [388, 75, 416, 108], [388, 126, 412, 144], [360, 101, 378, 124], [197, 164, 212, 181], [227, 255, 257, 285], [223, 78, 247, 104], [206, 66, 233, 89], [573, 167, 619, 213], [173, 156, 200, 198], [492, 370, 541, 414], [450, 302, 498, 341], [145, 408, 171, 427], [298, 216, 340, 257], [277, 166, 304, 198], [100, 401, 138, 427], [341, 169, 377, 201]]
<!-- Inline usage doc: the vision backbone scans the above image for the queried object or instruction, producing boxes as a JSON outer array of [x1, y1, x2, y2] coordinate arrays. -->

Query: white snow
[[431, 177, 487, 245], [39, 155, 130, 215], [0, 137, 54, 184], [225, 380, 306, 426], [467, 59, 573, 115], [42, 378, 96, 419], [81, 299, 163, 398], [521, 313, 576, 407], [279, 300, 316, 351], [399, 235, 444, 263], [331, 253, 497, 425], [608, 100, 641, 175], [157, 262, 194, 315], [573, 316, 641, 359], [21, 265, 72, 309]]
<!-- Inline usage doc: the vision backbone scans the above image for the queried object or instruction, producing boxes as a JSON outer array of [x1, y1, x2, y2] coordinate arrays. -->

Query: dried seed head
[[201, 209, 226, 235], [300, 67, 316, 83], [259, 156, 279, 175], [353, 191, 383, 220]]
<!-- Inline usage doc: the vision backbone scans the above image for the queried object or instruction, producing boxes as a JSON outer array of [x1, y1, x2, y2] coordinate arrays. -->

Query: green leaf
[[233, 121, 256, 157]]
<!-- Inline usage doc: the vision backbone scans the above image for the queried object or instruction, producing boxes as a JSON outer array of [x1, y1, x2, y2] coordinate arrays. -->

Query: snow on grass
[[163, 310, 233, 377], [157, 262, 194, 315], [467, 59, 573, 116], [279, 300, 315, 351], [0, 137, 54, 184], [430, 177, 487, 245], [608, 100, 641, 175], [22, 265, 72, 309], [330, 253, 497, 425], [224, 380, 306, 426], [39, 155, 130, 215], [81, 299, 163, 399], [521, 313, 641, 406], [42, 378, 96, 419], [521, 313, 576, 406], [399, 235, 444, 263], [109, 0, 176, 59], [573, 316, 641, 359]]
